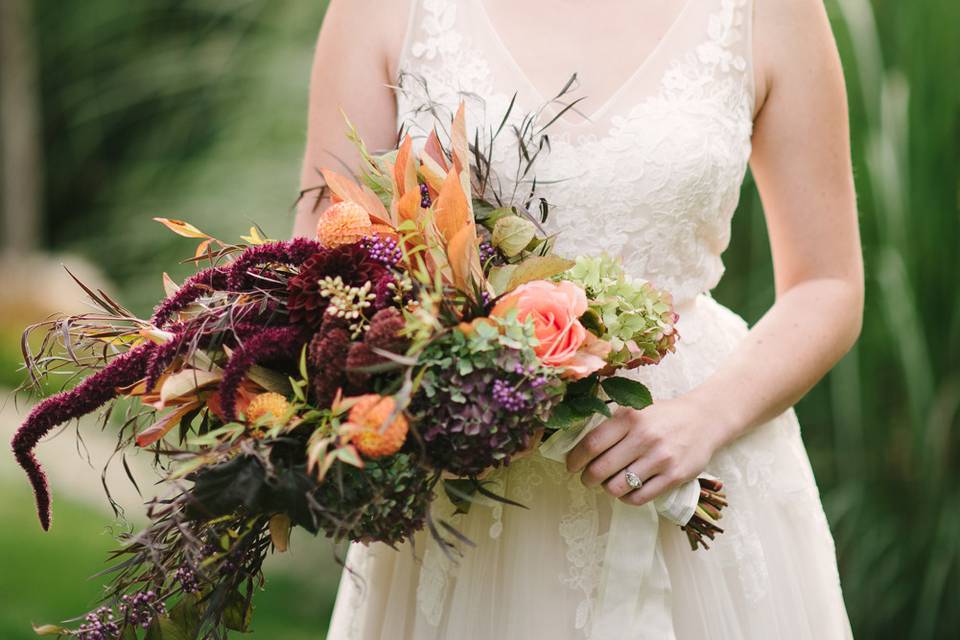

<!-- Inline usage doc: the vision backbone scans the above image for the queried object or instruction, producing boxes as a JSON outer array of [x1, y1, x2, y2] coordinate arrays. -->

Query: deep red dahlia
[[286, 243, 390, 329]]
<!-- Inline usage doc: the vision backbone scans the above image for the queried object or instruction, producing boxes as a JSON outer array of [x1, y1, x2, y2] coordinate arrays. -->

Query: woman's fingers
[[581, 435, 651, 489], [565, 411, 631, 473], [619, 473, 675, 507], [601, 457, 661, 497]]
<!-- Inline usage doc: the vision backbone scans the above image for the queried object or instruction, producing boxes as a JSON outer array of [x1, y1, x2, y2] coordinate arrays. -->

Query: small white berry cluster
[[319, 275, 375, 336]]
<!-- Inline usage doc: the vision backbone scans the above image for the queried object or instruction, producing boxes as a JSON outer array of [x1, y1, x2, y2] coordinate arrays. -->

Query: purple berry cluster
[[364, 234, 403, 267], [176, 565, 200, 594], [76, 607, 120, 640], [419, 183, 432, 208], [478, 240, 497, 265], [492, 371, 548, 413], [119, 591, 166, 629]]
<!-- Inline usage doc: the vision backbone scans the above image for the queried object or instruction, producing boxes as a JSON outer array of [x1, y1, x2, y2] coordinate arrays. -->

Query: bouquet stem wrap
[[540, 413, 699, 639]]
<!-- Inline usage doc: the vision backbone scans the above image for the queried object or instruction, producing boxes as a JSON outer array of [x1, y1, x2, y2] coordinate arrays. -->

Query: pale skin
[[294, 0, 864, 506]]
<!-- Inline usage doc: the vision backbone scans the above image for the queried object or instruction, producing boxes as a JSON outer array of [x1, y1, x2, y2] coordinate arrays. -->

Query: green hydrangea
[[561, 254, 678, 366]]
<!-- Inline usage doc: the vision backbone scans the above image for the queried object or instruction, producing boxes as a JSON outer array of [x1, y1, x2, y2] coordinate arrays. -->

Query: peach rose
[[491, 280, 606, 378]]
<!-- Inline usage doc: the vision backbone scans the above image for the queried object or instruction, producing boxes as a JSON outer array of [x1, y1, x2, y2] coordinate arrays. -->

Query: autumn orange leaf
[[135, 400, 203, 448], [319, 168, 392, 226], [434, 167, 472, 245], [393, 135, 419, 197], [153, 218, 210, 239], [447, 224, 483, 292], [449, 103, 474, 213], [423, 128, 450, 174]]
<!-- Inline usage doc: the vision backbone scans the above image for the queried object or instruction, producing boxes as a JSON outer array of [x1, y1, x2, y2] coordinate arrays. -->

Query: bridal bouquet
[[13, 103, 725, 639]]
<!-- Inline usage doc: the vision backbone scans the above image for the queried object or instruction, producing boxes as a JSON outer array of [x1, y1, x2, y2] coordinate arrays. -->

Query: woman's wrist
[[684, 379, 749, 453]]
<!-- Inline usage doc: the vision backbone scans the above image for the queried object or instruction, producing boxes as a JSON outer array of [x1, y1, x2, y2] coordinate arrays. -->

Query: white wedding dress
[[326, 0, 853, 638]]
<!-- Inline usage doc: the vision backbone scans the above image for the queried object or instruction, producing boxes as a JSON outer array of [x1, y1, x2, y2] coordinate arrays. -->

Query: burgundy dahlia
[[286, 243, 391, 329]]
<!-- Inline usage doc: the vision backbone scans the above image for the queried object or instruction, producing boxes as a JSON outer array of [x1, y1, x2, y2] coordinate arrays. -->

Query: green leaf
[[223, 590, 253, 632], [600, 377, 653, 410], [299, 344, 310, 381], [567, 395, 612, 418], [545, 402, 593, 430], [169, 594, 201, 639], [32, 624, 68, 637], [443, 478, 478, 515], [487, 264, 517, 295], [145, 609, 198, 640], [505, 255, 575, 291], [564, 374, 599, 398]]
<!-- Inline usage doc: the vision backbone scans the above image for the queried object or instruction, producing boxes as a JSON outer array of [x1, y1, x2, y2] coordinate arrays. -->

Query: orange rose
[[491, 280, 606, 378]]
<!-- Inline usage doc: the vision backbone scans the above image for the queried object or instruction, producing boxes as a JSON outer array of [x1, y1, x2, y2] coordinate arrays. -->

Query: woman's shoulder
[[752, 0, 840, 119], [322, 0, 414, 80]]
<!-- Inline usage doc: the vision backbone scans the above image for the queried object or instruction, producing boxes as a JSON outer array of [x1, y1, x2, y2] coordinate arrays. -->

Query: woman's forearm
[[688, 277, 863, 448], [292, 188, 327, 239]]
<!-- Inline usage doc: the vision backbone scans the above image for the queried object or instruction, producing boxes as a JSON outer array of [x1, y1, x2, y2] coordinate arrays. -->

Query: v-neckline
[[473, 0, 696, 128]]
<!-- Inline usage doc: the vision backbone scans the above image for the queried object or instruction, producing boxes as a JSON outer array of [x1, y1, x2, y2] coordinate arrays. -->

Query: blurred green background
[[0, 0, 957, 638]]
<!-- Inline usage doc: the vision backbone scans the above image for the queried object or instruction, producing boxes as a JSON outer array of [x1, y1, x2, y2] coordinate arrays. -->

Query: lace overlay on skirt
[[325, 0, 853, 638]]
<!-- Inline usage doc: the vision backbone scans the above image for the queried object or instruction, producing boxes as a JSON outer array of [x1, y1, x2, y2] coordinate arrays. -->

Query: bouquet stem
[[680, 476, 726, 550]]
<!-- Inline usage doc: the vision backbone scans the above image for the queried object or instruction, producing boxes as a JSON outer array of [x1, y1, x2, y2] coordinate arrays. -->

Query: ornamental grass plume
[[218, 325, 309, 421], [225, 237, 322, 290], [11, 341, 156, 530], [151, 266, 229, 327]]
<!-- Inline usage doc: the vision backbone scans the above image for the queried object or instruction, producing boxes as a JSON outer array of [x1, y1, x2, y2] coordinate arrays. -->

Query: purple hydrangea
[[414, 347, 560, 476]]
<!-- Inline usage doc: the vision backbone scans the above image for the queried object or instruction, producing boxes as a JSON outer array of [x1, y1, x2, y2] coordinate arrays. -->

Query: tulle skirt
[[325, 293, 853, 640]]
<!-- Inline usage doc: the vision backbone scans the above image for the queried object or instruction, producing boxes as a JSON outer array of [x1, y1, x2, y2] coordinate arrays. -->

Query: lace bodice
[[395, 0, 755, 304]]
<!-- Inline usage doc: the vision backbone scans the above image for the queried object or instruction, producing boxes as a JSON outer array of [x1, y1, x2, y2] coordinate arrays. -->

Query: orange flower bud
[[245, 392, 291, 428], [316, 201, 373, 247], [345, 394, 408, 458]]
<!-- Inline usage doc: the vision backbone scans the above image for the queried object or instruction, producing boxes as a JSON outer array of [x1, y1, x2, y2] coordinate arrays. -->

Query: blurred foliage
[[0, 480, 339, 639], [716, 1, 960, 637], [1, 0, 958, 637]]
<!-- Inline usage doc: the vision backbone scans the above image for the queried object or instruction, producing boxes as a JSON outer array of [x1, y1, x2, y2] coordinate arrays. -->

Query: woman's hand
[[565, 396, 727, 506]]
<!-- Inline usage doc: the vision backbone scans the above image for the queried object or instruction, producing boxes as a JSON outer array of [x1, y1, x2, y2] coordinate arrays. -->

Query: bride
[[293, 1, 861, 638]]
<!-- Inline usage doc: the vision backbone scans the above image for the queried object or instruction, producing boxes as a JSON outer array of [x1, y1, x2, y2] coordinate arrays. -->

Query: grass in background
[[718, 1, 960, 636], [0, 480, 337, 638]]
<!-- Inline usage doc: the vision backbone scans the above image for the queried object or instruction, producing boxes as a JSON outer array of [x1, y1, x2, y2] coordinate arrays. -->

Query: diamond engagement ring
[[624, 470, 643, 489]]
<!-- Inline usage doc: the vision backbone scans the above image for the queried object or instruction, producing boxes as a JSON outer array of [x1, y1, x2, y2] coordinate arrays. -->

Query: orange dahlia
[[316, 201, 373, 247], [245, 392, 291, 427], [345, 394, 408, 458]]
